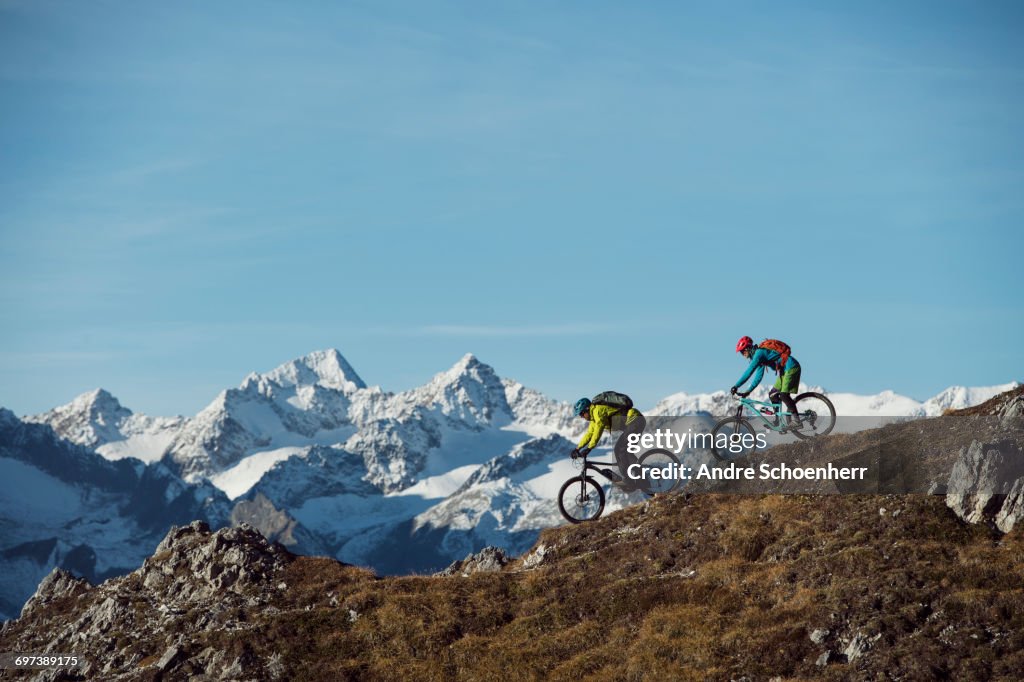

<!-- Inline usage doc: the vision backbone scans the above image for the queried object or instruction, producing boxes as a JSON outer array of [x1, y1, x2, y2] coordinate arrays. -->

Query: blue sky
[[1, 0, 1022, 416]]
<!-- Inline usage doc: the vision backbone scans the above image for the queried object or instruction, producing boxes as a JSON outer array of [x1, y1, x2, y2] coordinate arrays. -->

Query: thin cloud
[[0, 350, 116, 369], [416, 323, 614, 337]]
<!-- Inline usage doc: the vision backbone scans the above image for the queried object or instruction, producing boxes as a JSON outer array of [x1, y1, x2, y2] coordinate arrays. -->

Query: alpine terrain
[[1, 387, 1021, 680], [0, 349, 1017, 622]]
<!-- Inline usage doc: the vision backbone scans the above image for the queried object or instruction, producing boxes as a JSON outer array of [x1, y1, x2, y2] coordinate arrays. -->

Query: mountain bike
[[711, 392, 837, 461], [557, 448, 681, 523]]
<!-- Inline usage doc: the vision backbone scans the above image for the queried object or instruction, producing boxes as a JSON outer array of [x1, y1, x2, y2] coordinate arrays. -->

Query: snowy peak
[[403, 354, 513, 425], [649, 390, 737, 417], [28, 388, 133, 447], [453, 352, 481, 371], [73, 388, 129, 416], [431, 353, 489, 385], [920, 382, 1020, 415], [241, 349, 366, 394], [435, 354, 500, 392], [162, 351, 369, 479], [502, 379, 576, 432], [27, 389, 185, 464]]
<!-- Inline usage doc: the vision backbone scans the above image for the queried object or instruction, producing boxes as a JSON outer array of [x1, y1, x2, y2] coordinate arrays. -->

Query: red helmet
[[735, 336, 754, 353]]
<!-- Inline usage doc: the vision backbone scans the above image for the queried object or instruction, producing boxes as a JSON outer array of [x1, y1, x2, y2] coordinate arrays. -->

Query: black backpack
[[591, 390, 634, 412]]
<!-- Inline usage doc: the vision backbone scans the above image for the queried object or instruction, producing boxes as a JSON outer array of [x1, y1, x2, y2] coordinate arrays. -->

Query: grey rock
[[946, 440, 1024, 526], [521, 543, 549, 569], [437, 546, 511, 576], [0, 517, 301, 682], [816, 650, 847, 666], [31, 669, 64, 682], [995, 477, 1024, 533], [89, 595, 131, 634], [809, 628, 829, 644], [844, 632, 878, 662], [141, 521, 292, 601], [999, 396, 1024, 428], [927, 481, 947, 495], [267, 651, 286, 680], [157, 644, 184, 672], [221, 656, 245, 679], [19, 568, 92, 618]]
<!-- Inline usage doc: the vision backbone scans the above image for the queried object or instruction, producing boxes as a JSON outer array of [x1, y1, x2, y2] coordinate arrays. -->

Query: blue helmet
[[573, 397, 591, 416]]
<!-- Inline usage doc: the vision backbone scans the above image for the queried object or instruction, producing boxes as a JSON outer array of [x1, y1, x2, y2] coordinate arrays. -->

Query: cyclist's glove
[[577, 446, 592, 458], [738, 391, 751, 398], [570, 449, 580, 460], [729, 386, 738, 396]]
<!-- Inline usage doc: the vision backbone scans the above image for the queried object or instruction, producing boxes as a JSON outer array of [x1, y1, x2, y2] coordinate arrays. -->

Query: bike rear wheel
[[636, 448, 681, 494], [790, 392, 837, 439], [558, 475, 606, 523], [710, 416, 758, 461]]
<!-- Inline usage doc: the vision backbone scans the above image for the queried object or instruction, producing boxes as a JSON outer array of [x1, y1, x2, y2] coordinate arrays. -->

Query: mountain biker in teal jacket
[[730, 336, 803, 428]]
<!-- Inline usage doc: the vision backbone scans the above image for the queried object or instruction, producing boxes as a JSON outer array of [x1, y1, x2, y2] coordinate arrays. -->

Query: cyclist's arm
[[746, 364, 765, 391], [578, 421, 603, 450], [733, 350, 766, 391], [578, 406, 614, 450]]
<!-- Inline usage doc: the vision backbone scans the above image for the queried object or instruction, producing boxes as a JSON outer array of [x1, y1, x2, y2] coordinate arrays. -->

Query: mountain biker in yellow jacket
[[570, 397, 647, 490]]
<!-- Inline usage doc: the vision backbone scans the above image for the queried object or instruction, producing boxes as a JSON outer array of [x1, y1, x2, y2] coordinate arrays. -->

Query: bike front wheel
[[790, 392, 837, 440], [636, 448, 682, 495], [710, 417, 758, 461], [557, 475, 606, 523]]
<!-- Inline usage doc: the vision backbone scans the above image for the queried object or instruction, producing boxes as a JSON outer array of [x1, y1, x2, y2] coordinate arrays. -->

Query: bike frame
[[576, 454, 671, 493], [735, 395, 795, 432], [578, 456, 618, 481]]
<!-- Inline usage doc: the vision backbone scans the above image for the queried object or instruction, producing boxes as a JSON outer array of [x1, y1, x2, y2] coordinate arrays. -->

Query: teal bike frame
[[734, 395, 799, 433]]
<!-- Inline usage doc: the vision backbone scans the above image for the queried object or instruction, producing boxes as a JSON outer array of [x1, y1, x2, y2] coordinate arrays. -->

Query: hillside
[[1, 389, 1022, 680], [1, 498, 1021, 680]]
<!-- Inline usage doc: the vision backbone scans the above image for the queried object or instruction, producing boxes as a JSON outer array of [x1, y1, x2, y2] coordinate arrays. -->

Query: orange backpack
[[759, 339, 791, 374]]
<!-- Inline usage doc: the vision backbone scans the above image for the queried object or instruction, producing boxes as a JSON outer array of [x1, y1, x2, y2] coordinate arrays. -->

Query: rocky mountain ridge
[[0, 410, 232, 622], [4, 521, 296, 680]]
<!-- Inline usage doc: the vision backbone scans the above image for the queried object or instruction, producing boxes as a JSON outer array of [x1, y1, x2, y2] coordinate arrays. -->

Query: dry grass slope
[[210, 493, 1022, 681]]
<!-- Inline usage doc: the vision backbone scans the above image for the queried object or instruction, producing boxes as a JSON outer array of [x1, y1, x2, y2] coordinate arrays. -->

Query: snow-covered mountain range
[[1, 349, 1016, 619], [0, 409, 231, 621]]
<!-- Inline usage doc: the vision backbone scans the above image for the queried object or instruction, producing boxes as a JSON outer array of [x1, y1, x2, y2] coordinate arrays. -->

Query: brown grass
[[168, 494, 1024, 681]]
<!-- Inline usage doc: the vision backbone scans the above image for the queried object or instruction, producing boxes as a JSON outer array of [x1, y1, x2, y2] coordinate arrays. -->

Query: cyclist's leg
[[780, 393, 800, 424], [777, 366, 802, 426], [615, 413, 647, 483]]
